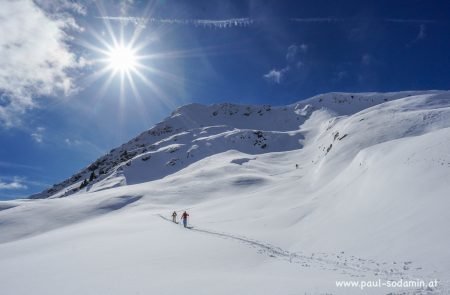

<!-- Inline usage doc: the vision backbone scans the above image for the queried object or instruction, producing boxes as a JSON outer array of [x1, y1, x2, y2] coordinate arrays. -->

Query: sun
[[107, 45, 138, 73], [81, 19, 184, 107]]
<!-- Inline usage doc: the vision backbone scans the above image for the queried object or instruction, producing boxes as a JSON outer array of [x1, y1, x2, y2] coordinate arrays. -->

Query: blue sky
[[0, 0, 449, 200]]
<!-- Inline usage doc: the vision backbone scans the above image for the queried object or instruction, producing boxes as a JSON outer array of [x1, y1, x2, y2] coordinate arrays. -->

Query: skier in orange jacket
[[180, 211, 189, 228]]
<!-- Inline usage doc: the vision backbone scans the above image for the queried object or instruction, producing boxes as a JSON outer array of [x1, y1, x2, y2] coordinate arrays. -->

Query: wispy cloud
[[0, 177, 27, 190], [31, 127, 45, 143], [98, 16, 254, 29], [286, 44, 307, 62], [361, 53, 374, 66], [97, 16, 148, 28], [384, 18, 437, 24], [405, 23, 427, 47], [0, 0, 85, 127], [417, 24, 427, 40], [99, 15, 442, 31], [291, 17, 438, 24], [0, 176, 49, 199], [0, 161, 41, 171], [120, 0, 135, 16], [64, 138, 82, 146], [264, 69, 286, 84], [290, 17, 346, 23], [62, 137, 106, 157], [264, 44, 306, 84], [34, 0, 87, 15]]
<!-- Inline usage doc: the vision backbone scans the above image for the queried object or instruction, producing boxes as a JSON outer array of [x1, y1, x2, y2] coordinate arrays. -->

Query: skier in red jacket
[[180, 211, 189, 228]]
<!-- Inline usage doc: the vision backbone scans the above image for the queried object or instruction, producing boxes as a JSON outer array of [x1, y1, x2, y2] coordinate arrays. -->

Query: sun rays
[[106, 44, 138, 73], [75, 1, 231, 125], [76, 14, 178, 123]]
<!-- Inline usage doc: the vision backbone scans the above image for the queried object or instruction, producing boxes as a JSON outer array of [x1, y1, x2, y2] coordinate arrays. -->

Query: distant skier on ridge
[[172, 211, 177, 223], [180, 211, 189, 228]]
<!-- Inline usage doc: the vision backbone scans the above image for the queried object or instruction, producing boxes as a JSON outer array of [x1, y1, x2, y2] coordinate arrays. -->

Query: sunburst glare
[[106, 44, 138, 73], [76, 2, 214, 121]]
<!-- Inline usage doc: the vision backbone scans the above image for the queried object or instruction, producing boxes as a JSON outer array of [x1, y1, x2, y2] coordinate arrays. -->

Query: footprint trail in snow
[[158, 214, 448, 294]]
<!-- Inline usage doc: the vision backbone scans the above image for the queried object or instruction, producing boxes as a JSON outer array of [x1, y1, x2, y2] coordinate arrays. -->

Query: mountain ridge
[[30, 90, 446, 199]]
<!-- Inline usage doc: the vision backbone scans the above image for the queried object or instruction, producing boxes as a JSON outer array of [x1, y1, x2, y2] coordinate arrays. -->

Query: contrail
[[291, 17, 438, 24], [289, 17, 346, 23], [384, 18, 437, 24], [98, 16, 442, 29], [97, 16, 254, 29]]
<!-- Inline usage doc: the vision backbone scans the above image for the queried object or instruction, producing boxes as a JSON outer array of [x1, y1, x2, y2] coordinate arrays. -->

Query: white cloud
[[264, 43, 308, 84], [35, 0, 87, 15], [31, 127, 45, 143], [264, 69, 283, 84], [0, 0, 85, 127], [263, 68, 290, 84], [0, 177, 27, 190]]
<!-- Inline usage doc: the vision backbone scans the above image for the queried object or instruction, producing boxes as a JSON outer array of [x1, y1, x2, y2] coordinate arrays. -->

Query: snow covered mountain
[[31, 90, 436, 199], [2, 90, 450, 294]]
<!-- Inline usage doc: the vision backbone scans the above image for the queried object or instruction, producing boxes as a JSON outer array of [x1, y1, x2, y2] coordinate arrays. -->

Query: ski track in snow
[[158, 214, 448, 294]]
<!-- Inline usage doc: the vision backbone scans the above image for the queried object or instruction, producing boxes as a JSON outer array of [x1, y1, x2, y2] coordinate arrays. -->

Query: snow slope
[[1, 91, 450, 294]]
